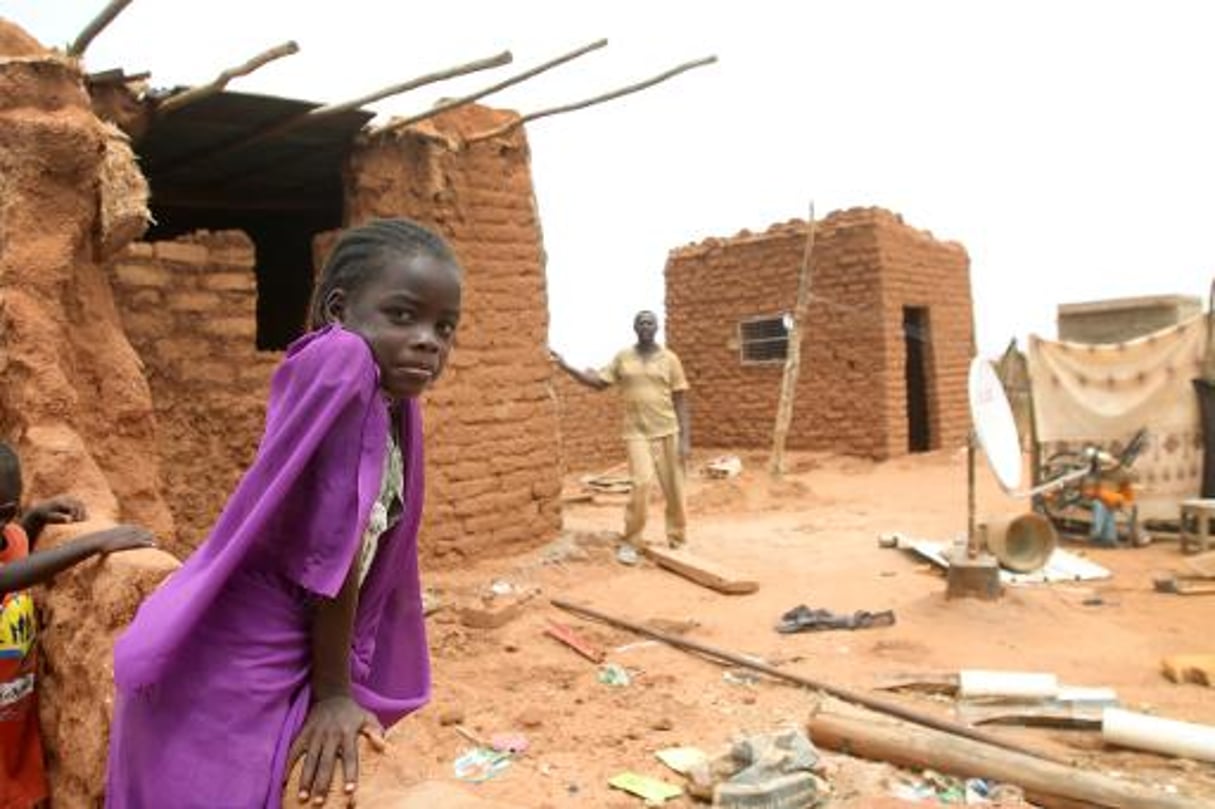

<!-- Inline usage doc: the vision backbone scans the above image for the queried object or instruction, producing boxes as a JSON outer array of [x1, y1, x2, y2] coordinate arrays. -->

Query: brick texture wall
[[665, 207, 972, 460], [872, 210, 973, 456], [108, 231, 280, 555], [554, 374, 624, 473], [344, 106, 562, 562]]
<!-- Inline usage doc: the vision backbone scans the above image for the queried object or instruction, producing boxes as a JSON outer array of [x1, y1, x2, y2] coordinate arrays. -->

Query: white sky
[[14, 1, 1213, 366]]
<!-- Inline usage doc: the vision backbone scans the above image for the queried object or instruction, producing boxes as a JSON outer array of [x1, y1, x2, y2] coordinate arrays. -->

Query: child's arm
[[22, 495, 88, 547], [288, 559, 386, 806], [0, 524, 154, 595]]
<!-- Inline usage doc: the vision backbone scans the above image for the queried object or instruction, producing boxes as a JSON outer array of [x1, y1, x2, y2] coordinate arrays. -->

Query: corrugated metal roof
[[137, 90, 374, 213]]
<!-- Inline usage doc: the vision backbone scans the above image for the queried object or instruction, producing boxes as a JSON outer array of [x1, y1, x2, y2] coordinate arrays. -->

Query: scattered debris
[[1162, 653, 1215, 687], [607, 771, 683, 805], [810, 709, 1207, 809], [643, 545, 759, 594], [776, 605, 896, 634], [1103, 708, 1215, 763], [722, 670, 761, 688], [903, 538, 1111, 583], [655, 746, 710, 776], [544, 620, 606, 663], [680, 728, 824, 807], [453, 747, 512, 783], [1154, 575, 1215, 596], [490, 732, 529, 755], [597, 663, 633, 687], [702, 454, 743, 479], [580, 469, 632, 494], [957, 670, 1058, 700]]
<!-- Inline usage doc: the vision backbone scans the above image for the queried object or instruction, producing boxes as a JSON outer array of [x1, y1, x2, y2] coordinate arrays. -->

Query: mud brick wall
[[665, 207, 972, 459], [872, 211, 973, 455], [345, 106, 562, 562], [554, 374, 624, 473], [108, 231, 280, 555]]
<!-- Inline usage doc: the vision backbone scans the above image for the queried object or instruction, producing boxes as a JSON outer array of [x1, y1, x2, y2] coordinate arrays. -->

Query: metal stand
[[946, 430, 1003, 600]]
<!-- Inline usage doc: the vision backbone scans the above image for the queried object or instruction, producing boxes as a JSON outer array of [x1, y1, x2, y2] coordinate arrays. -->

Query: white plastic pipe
[[958, 670, 1059, 700], [1103, 708, 1215, 763]]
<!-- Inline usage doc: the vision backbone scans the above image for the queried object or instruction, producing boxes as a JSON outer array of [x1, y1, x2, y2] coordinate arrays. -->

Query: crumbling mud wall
[[665, 208, 972, 459], [345, 106, 562, 561], [555, 375, 623, 473], [0, 21, 179, 807], [108, 231, 281, 554]]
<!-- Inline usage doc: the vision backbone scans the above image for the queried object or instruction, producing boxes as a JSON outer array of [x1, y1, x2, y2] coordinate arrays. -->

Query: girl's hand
[[86, 525, 155, 554], [289, 696, 386, 807]]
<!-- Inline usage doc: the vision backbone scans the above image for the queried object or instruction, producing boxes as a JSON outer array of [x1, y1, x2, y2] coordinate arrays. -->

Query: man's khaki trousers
[[622, 433, 686, 548]]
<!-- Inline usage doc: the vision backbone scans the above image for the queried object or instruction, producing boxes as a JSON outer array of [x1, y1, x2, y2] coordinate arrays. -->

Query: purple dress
[[106, 326, 431, 808]]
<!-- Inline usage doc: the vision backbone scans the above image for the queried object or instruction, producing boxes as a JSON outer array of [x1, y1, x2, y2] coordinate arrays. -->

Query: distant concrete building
[[1057, 295, 1202, 344]]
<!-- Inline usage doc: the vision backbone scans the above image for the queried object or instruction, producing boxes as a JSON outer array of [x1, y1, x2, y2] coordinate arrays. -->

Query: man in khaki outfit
[[553, 310, 691, 563]]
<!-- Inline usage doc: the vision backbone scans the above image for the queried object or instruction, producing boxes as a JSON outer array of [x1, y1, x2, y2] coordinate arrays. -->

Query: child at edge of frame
[[0, 443, 154, 809]]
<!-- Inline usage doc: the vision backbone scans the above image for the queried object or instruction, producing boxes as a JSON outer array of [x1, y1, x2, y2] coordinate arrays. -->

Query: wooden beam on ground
[[642, 546, 758, 594], [808, 709, 1208, 809], [386, 39, 609, 133], [157, 41, 301, 115], [466, 55, 718, 144], [550, 598, 1064, 764], [768, 203, 816, 478], [153, 49, 513, 177], [68, 0, 135, 57]]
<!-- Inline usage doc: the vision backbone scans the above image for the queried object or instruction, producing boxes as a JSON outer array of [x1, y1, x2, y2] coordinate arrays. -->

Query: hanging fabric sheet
[[1027, 314, 1206, 521]]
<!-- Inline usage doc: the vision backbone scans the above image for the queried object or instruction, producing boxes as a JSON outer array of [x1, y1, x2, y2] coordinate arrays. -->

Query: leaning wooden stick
[[769, 203, 816, 478], [157, 41, 301, 115], [550, 598, 1063, 764], [306, 49, 514, 121], [810, 710, 1207, 809], [153, 49, 514, 177], [466, 55, 718, 143], [387, 38, 609, 132], [68, 0, 135, 57]]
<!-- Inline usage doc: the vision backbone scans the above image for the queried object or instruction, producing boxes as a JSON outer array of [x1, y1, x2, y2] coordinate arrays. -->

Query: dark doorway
[[903, 307, 932, 453]]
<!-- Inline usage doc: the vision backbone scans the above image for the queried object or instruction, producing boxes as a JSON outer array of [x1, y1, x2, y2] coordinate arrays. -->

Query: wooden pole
[[550, 598, 1062, 763], [809, 710, 1208, 809], [157, 41, 301, 115], [385, 39, 609, 132], [68, 0, 135, 57], [968, 429, 979, 557], [306, 49, 513, 120], [152, 49, 513, 176], [768, 204, 817, 478], [465, 55, 719, 143]]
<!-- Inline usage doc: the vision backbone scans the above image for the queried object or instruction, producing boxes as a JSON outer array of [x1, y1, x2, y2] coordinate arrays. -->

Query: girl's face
[[327, 252, 463, 400]]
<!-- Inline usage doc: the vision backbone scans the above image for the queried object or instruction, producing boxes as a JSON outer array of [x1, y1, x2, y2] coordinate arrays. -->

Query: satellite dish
[[968, 356, 1023, 493]]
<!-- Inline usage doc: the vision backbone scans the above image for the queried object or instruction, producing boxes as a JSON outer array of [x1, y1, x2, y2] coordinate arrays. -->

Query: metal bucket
[[982, 512, 1058, 573]]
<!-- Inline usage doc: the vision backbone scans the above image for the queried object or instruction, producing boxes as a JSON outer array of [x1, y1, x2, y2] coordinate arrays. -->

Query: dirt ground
[[374, 448, 1215, 807]]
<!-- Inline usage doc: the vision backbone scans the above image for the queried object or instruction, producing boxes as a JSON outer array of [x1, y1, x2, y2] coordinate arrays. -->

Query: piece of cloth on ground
[[775, 605, 896, 634]]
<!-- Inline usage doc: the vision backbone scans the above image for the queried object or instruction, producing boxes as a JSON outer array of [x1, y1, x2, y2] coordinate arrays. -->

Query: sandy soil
[[372, 448, 1215, 807]]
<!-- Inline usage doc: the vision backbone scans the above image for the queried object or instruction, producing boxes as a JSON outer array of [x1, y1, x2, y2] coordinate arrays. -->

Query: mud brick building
[[103, 101, 563, 560], [665, 208, 974, 459]]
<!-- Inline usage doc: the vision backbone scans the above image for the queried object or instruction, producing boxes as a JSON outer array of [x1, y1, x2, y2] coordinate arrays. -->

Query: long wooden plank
[[809, 710, 1207, 809], [642, 546, 758, 594]]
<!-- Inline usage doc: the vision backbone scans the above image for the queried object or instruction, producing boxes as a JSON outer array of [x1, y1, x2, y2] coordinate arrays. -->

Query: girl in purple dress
[[106, 218, 463, 808]]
